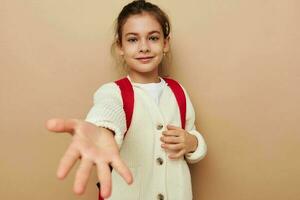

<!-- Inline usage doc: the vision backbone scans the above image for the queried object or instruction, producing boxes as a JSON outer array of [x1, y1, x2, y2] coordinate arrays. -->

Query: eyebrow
[[125, 30, 161, 37]]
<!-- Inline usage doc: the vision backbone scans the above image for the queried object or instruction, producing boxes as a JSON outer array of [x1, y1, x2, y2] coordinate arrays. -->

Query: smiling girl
[[46, 1, 207, 199]]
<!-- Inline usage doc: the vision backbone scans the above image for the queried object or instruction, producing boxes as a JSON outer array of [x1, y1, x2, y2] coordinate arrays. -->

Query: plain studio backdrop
[[1, 0, 299, 199]]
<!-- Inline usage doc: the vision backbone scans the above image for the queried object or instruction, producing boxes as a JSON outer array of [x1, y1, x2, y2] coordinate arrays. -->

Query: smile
[[136, 56, 154, 63]]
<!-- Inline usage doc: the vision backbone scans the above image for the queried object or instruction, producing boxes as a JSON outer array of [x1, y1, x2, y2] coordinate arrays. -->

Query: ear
[[163, 36, 170, 53]]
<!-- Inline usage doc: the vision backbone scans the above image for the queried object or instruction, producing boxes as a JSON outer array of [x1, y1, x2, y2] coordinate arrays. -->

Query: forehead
[[122, 13, 162, 35]]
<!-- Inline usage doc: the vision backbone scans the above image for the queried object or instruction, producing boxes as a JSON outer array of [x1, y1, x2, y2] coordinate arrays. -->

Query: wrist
[[186, 133, 198, 153], [99, 127, 115, 137]]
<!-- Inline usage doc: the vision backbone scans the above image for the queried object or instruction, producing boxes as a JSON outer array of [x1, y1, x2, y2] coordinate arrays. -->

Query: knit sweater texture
[[85, 76, 207, 200]]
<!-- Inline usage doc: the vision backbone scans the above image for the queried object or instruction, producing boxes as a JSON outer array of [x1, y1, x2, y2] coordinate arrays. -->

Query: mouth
[[136, 56, 154, 63]]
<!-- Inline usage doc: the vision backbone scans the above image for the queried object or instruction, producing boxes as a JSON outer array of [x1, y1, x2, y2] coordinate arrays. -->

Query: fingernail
[[47, 119, 56, 128]]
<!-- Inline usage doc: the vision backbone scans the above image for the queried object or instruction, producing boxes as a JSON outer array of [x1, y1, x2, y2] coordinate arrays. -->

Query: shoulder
[[163, 77, 189, 96], [93, 81, 121, 101]]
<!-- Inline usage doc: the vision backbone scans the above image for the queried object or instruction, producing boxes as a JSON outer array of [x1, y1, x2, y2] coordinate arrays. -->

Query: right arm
[[45, 83, 130, 198], [84, 82, 127, 148]]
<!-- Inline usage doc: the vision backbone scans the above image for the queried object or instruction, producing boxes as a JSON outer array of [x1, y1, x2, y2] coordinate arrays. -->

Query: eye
[[127, 38, 137, 43], [149, 36, 159, 41]]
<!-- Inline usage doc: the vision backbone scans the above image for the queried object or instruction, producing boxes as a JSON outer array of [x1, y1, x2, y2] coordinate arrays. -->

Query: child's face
[[118, 13, 169, 75]]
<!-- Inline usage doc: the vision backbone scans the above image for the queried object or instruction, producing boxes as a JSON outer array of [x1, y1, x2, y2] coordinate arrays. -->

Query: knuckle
[[76, 123, 85, 132], [111, 154, 121, 162], [71, 139, 80, 147]]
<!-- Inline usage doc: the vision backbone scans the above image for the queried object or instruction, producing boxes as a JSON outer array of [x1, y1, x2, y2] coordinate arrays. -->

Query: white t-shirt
[[127, 75, 165, 105]]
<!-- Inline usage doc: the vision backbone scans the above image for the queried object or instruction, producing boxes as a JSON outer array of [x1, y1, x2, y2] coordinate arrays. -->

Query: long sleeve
[[84, 82, 126, 149], [180, 85, 207, 164]]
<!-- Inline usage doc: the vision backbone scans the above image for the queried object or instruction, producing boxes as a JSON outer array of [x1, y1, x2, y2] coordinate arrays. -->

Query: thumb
[[45, 118, 79, 134]]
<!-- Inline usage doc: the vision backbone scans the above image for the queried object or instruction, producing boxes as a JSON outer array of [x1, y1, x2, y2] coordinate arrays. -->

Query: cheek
[[153, 48, 164, 61], [156, 54, 164, 63], [151, 42, 164, 53], [123, 45, 137, 56]]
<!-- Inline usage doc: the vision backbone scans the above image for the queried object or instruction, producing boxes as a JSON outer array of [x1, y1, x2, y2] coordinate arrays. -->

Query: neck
[[128, 69, 160, 84]]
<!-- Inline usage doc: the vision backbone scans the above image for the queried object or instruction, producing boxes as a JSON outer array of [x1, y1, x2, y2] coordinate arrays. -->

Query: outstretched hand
[[45, 118, 133, 198]]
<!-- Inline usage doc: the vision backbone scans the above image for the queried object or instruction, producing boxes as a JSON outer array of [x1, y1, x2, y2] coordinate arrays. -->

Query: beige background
[[1, 0, 299, 199]]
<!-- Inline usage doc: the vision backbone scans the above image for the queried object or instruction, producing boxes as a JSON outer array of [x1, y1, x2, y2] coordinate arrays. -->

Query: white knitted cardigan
[[84, 76, 207, 163]]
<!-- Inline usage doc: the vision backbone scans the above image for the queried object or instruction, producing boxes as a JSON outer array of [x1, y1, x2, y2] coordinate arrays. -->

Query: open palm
[[45, 118, 133, 198]]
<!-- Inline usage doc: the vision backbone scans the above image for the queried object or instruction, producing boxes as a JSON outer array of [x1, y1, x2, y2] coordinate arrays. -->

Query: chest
[[121, 87, 182, 148]]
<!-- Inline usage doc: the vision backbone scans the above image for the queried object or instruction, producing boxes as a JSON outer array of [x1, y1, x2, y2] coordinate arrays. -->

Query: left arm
[[182, 85, 207, 163], [160, 85, 207, 164]]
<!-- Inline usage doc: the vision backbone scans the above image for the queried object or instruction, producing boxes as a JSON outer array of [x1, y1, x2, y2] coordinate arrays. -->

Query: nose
[[139, 39, 150, 53]]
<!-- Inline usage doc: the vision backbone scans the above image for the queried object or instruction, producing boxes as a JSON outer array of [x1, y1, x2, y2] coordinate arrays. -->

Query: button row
[[156, 125, 164, 200]]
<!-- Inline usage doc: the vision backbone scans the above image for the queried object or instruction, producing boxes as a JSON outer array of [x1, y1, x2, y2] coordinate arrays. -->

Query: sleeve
[[84, 82, 126, 149], [180, 85, 207, 164]]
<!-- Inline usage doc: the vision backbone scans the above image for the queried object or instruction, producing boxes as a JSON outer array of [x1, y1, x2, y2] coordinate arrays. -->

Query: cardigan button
[[157, 193, 164, 200], [156, 124, 163, 130], [156, 157, 164, 165]]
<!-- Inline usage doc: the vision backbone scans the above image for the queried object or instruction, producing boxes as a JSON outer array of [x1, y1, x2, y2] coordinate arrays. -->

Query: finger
[[162, 130, 180, 137], [162, 143, 184, 151], [57, 145, 80, 180], [160, 135, 181, 144], [73, 158, 94, 195], [96, 162, 112, 199], [167, 124, 181, 130], [46, 118, 79, 134], [111, 157, 133, 185], [169, 149, 185, 159]]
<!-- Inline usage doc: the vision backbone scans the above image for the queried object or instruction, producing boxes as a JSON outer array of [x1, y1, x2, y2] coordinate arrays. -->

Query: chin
[[133, 68, 157, 74], [131, 63, 159, 73]]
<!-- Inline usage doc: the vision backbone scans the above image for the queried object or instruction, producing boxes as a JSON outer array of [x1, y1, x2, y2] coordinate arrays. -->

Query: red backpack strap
[[114, 77, 134, 137], [163, 78, 187, 130], [97, 77, 134, 200]]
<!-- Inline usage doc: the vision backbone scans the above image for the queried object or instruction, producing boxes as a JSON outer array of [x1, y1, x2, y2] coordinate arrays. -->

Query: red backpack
[[97, 77, 186, 200]]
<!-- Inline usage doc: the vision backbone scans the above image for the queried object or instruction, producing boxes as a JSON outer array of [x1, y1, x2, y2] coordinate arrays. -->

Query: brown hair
[[111, 0, 172, 77]]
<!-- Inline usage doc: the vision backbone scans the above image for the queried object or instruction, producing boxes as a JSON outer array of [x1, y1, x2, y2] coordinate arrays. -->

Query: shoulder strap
[[114, 77, 134, 137], [115, 77, 187, 133], [97, 77, 186, 199], [163, 77, 187, 130]]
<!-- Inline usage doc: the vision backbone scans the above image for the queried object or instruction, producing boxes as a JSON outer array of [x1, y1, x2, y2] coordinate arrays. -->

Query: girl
[[46, 0, 207, 199]]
